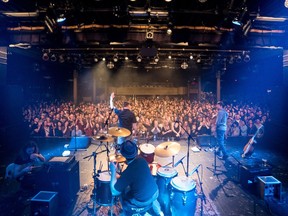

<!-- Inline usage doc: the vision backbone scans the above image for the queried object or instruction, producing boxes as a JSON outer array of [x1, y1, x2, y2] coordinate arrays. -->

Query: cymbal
[[108, 127, 131, 137], [109, 154, 126, 163], [92, 135, 114, 143], [155, 141, 181, 158]]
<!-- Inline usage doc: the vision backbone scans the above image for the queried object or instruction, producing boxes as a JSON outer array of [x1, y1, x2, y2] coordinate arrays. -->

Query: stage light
[[167, 28, 172, 35], [56, 14, 66, 23], [285, 0, 288, 8], [2, 0, 9, 3], [125, 56, 129, 61], [243, 52, 250, 62], [181, 61, 188, 69], [50, 54, 57, 62], [102, 57, 106, 61], [154, 54, 159, 63], [42, 52, 49, 61], [189, 54, 193, 60], [59, 54, 65, 63], [94, 56, 98, 62], [107, 61, 114, 69], [168, 55, 172, 59], [236, 55, 242, 63], [136, 54, 142, 62], [196, 55, 201, 63], [113, 54, 119, 62]]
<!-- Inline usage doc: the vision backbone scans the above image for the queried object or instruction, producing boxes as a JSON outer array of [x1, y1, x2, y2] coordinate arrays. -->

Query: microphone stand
[[177, 121, 196, 177], [195, 166, 206, 216]]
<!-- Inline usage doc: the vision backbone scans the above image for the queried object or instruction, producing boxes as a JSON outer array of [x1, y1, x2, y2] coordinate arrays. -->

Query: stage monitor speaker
[[196, 135, 216, 147], [31, 191, 58, 216], [37, 160, 80, 206], [240, 165, 271, 192]]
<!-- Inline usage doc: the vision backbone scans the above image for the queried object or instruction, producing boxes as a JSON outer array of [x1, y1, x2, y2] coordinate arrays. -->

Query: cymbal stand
[[82, 148, 106, 215]]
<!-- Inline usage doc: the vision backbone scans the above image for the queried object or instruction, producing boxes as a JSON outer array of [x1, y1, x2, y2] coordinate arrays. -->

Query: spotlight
[[42, 52, 49, 61], [56, 14, 66, 23], [125, 56, 129, 61], [196, 55, 201, 63], [59, 54, 65, 63], [107, 61, 114, 69], [146, 31, 154, 39], [236, 55, 242, 63], [243, 52, 250, 62], [113, 54, 119, 62], [181, 61, 188, 69], [50, 54, 57, 62], [167, 28, 172, 35], [94, 56, 98, 62], [136, 54, 142, 62], [154, 54, 159, 63], [102, 57, 106, 61], [2, 0, 9, 3], [189, 54, 193, 60], [285, 0, 288, 8], [168, 55, 172, 59]]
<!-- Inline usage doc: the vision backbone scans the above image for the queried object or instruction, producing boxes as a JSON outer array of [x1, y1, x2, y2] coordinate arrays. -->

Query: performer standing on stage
[[110, 92, 137, 147], [215, 101, 229, 160], [109, 140, 163, 216]]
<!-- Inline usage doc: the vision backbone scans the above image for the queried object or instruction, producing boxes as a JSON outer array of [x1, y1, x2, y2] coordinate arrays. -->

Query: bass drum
[[156, 167, 178, 216], [170, 176, 197, 216], [96, 171, 113, 206]]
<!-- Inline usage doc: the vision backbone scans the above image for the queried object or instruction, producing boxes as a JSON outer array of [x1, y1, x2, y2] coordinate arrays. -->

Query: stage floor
[[1, 138, 288, 216]]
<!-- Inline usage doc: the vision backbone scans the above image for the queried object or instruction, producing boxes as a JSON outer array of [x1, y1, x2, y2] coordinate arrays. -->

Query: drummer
[[110, 92, 137, 150], [109, 140, 163, 216]]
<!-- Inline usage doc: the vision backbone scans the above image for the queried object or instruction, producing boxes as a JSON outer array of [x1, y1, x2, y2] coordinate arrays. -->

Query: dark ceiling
[[0, 0, 288, 67]]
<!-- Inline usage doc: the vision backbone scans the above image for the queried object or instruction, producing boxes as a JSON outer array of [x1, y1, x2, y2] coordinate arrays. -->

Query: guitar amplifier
[[36, 160, 80, 206], [31, 191, 58, 216], [48, 156, 75, 170]]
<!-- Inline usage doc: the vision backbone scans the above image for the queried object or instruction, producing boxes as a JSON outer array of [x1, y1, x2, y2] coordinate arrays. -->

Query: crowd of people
[[22, 96, 269, 141]]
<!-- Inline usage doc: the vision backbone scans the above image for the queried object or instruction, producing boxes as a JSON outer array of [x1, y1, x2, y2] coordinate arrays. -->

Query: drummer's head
[[120, 140, 138, 162], [123, 101, 130, 109]]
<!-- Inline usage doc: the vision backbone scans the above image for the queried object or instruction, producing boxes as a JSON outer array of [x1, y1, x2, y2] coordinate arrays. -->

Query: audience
[[22, 95, 270, 140]]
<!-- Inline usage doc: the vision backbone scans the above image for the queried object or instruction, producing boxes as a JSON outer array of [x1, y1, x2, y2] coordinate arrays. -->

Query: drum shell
[[139, 144, 155, 163], [170, 176, 197, 216], [156, 167, 178, 216], [96, 171, 113, 206]]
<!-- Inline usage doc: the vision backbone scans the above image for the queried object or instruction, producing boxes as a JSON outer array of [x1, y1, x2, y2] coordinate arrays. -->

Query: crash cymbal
[[155, 141, 181, 158], [109, 154, 126, 163], [108, 127, 131, 137], [92, 135, 114, 143]]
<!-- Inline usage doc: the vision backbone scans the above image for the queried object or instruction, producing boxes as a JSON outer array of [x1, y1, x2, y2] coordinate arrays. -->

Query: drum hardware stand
[[79, 148, 107, 216]]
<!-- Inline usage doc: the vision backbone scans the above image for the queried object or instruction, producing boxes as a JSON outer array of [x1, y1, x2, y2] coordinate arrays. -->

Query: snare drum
[[96, 171, 113, 206], [139, 144, 155, 163], [170, 176, 197, 216], [156, 167, 178, 216]]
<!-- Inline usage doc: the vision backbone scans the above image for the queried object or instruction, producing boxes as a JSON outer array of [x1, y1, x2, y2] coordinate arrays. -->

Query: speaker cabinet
[[37, 161, 80, 206]]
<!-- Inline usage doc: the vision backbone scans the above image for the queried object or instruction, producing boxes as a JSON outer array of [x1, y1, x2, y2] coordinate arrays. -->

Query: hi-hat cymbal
[[108, 127, 131, 137], [155, 141, 181, 158], [92, 135, 114, 143], [109, 154, 126, 163]]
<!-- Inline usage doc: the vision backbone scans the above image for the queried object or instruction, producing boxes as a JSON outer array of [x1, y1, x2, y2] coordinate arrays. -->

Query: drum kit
[[83, 126, 199, 216]]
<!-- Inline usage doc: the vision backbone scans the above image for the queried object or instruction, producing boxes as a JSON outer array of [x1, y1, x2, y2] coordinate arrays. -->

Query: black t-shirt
[[115, 157, 158, 202], [115, 108, 137, 132]]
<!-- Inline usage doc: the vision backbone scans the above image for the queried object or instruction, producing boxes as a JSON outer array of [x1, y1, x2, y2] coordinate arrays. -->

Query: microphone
[[188, 164, 201, 176], [174, 156, 186, 167]]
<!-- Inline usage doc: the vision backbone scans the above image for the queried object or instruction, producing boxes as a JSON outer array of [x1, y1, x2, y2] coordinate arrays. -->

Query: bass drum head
[[170, 176, 196, 191]]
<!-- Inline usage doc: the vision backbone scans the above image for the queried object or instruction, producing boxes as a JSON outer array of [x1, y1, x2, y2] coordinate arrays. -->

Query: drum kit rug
[[82, 127, 203, 216]]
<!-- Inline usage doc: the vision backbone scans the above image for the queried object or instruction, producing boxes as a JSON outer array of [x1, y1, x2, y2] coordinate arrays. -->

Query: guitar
[[5, 159, 43, 181], [241, 125, 263, 158]]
